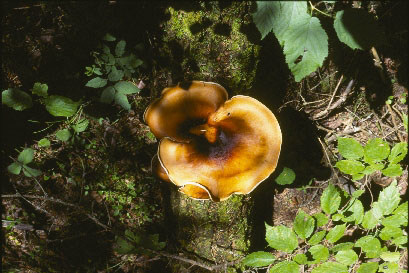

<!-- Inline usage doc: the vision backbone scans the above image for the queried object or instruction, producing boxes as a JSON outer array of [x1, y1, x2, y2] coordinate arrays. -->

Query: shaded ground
[[2, 1, 408, 272]]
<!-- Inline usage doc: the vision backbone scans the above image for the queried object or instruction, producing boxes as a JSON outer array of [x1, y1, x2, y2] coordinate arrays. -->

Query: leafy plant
[[242, 181, 407, 272], [7, 148, 42, 177], [335, 137, 407, 180], [115, 229, 165, 255], [252, 2, 386, 82], [85, 33, 142, 110]]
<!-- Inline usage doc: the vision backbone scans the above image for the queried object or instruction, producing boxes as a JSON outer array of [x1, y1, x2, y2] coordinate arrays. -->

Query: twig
[[386, 104, 404, 142], [325, 74, 344, 112], [370, 47, 386, 84]]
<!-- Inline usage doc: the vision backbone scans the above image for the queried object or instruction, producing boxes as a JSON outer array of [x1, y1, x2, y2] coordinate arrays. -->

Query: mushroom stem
[[189, 124, 219, 144]]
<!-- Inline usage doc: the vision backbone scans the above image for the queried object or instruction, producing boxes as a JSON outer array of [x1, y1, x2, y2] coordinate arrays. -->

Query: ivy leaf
[[335, 249, 358, 266], [355, 236, 381, 258], [293, 209, 315, 239], [7, 162, 22, 175], [363, 138, 390, 163], [382, 164, 403, 177], [114, 81, 140, 95], [85, 77, 108, 88], [56, 129, 72, 142], [311, 262, 348, 273], [44, 95, 80, 117], [334, 9, 386, 50], [265, 223, 298, 253], [22, 165, 42, 177], [309, 244, 329, 263], [357, 262, 379, 273], [378, 181, 400, 215], [38, 138, 50, 147], [388, 142, 408, 164], [31, 82, 48, 98], [18, 148, 34, 164], [242, 251, 275, 267], [2, 88, 33, 111], [337, 137, 363, 159], [114, 93, 131, 110], [115, 40, 126, 57], [320, 184, 341, 215], [269, 261, 299, 273], [335, 159, 365, 175], [308, 230, 326, 245], [100, 86, 116, 104], [326, 224, 345, 244], [282, 14, 328, 82]]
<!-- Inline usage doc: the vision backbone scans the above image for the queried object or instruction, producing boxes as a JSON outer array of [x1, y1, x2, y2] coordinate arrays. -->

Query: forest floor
[[1, 1, 408, 272]]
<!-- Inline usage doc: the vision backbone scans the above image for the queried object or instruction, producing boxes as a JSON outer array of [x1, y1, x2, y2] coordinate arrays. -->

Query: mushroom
[[145, 81, 282, 201]]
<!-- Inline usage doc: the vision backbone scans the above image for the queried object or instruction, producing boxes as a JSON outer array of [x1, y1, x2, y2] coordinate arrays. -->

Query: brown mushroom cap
[[144, 81, 228, 142], [158, 95, 282, 201]]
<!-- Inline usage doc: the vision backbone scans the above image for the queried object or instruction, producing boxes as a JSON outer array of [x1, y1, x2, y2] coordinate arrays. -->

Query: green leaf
[[355, 235, 381, 258], [2, 88, 33, 111], [331, 242, 354, 253], [293, 253, 307, 265], [22, 165, 42, 177], [391, 235, 407, 247], [320, 184, 341, 215], [311, 262, 348, 273], [378, 180, 400, 215], [313, 212, 329, 227], [293, 209, 315, 239], [85, 77, 108, 88], [363, 138, 390, 163], [114, 93, 131, 110], [72, 119, 89, 133], [309, 244, 329, 263], [115, 236, 134, 254], [7, 162, 22, 175], [38, 138, 50, 147], [335, 159, 365, 175], [334, 9, 386, 50], [100, 86, 116, 104], [362, 163, 384, 174], [337, 137, 364, 159], [403, 114, 408, 131], [382, 214, 407, 228], [378, 262, 399, 273], [380, 251, 401, 262], [326, 224, 345, 244], [335, 249, 358, 266], [352, 189, 365, 198], [308, 230, 326, 245], [56, 129, 72, 142], [242, 251, 275, 267], [18, 148, 34, 164], [103, 33, 116, 42], [114, 81, 140, 95], [31, 82, 48, 98], [357, 262, 379, 273], [382, 164, 403, 177], [362, 207, 382, 230], [269, 261, 299, 273], [115, 40, 126, 57], [388, 142, 408, 164], [342, 199, 364, 224], [108, 66, 124, 82], [265, 224, 298, 253], [282, 14, 328, 82], [44, 95, 79, 117], [275, 167, 296, 185]]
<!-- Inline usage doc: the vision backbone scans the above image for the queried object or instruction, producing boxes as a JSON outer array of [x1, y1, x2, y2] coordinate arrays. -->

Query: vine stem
[[309, 1, 333, 18]]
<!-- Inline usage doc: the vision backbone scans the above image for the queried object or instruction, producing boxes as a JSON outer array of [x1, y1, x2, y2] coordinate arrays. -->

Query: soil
[[1, 1, 408, 272]]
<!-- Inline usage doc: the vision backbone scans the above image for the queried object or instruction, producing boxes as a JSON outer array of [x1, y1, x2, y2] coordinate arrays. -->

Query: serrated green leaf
[[332, 213, 343, 221], [309, 244, 329, 263], [269, 261, 299, 273], [22, 165, 42, 177], [331, 242, 354, 253], [311, 262, 348, 273], [391, 235, 407, 246], [378, 181, 400, 215], [388, 142, 408, 164], [275, 167, 296, 185], [320, 184, 341, 215], [265, 224, 298, 253], [363, 138, 390, 163], [337, 137, 364, 159], [362, 209, 380, 229], [242, 251, 275, 267], [362, 163, 385, 174], [382, 214, 407, 228], [44, 95, 79, 117], [2, 88, 33, 111], [335, 159, 365, 175], [352, 173, 365, 181], [355, 235, 381, 258], [313, 212, 329, 227], [335, 249, 358, 266], [282, 14, 328, 82], [114, 93, 131, 110], [100, 86, 116, 104], [108, 66, 124, 82], [85, 77, 107, 88], [380, 226, 403, 241], [72, 119, 89, 133], [38, 138, 50, 147], [352, 189, 365, 198], [378, 262, 399, 273], [326, 224, 345, 243], [31, 82, 48, 98], [382, 164, 403, 177], [7, 162, 22, 175], [334, 9, 386, 50], [56, 129, 72, 142], [308, 230, 326, 245], [357, 262, 379, 273], [18, 148, 34, 164], [293, 209, 315, 239], [293, 253, 307, 265], [115, 40, 126, 57], [114, 81, 140, 95], [342, 199, 364, 224]]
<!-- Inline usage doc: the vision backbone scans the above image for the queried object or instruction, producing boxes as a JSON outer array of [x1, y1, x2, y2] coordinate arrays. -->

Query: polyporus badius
[[145, 81, 282, 201]]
